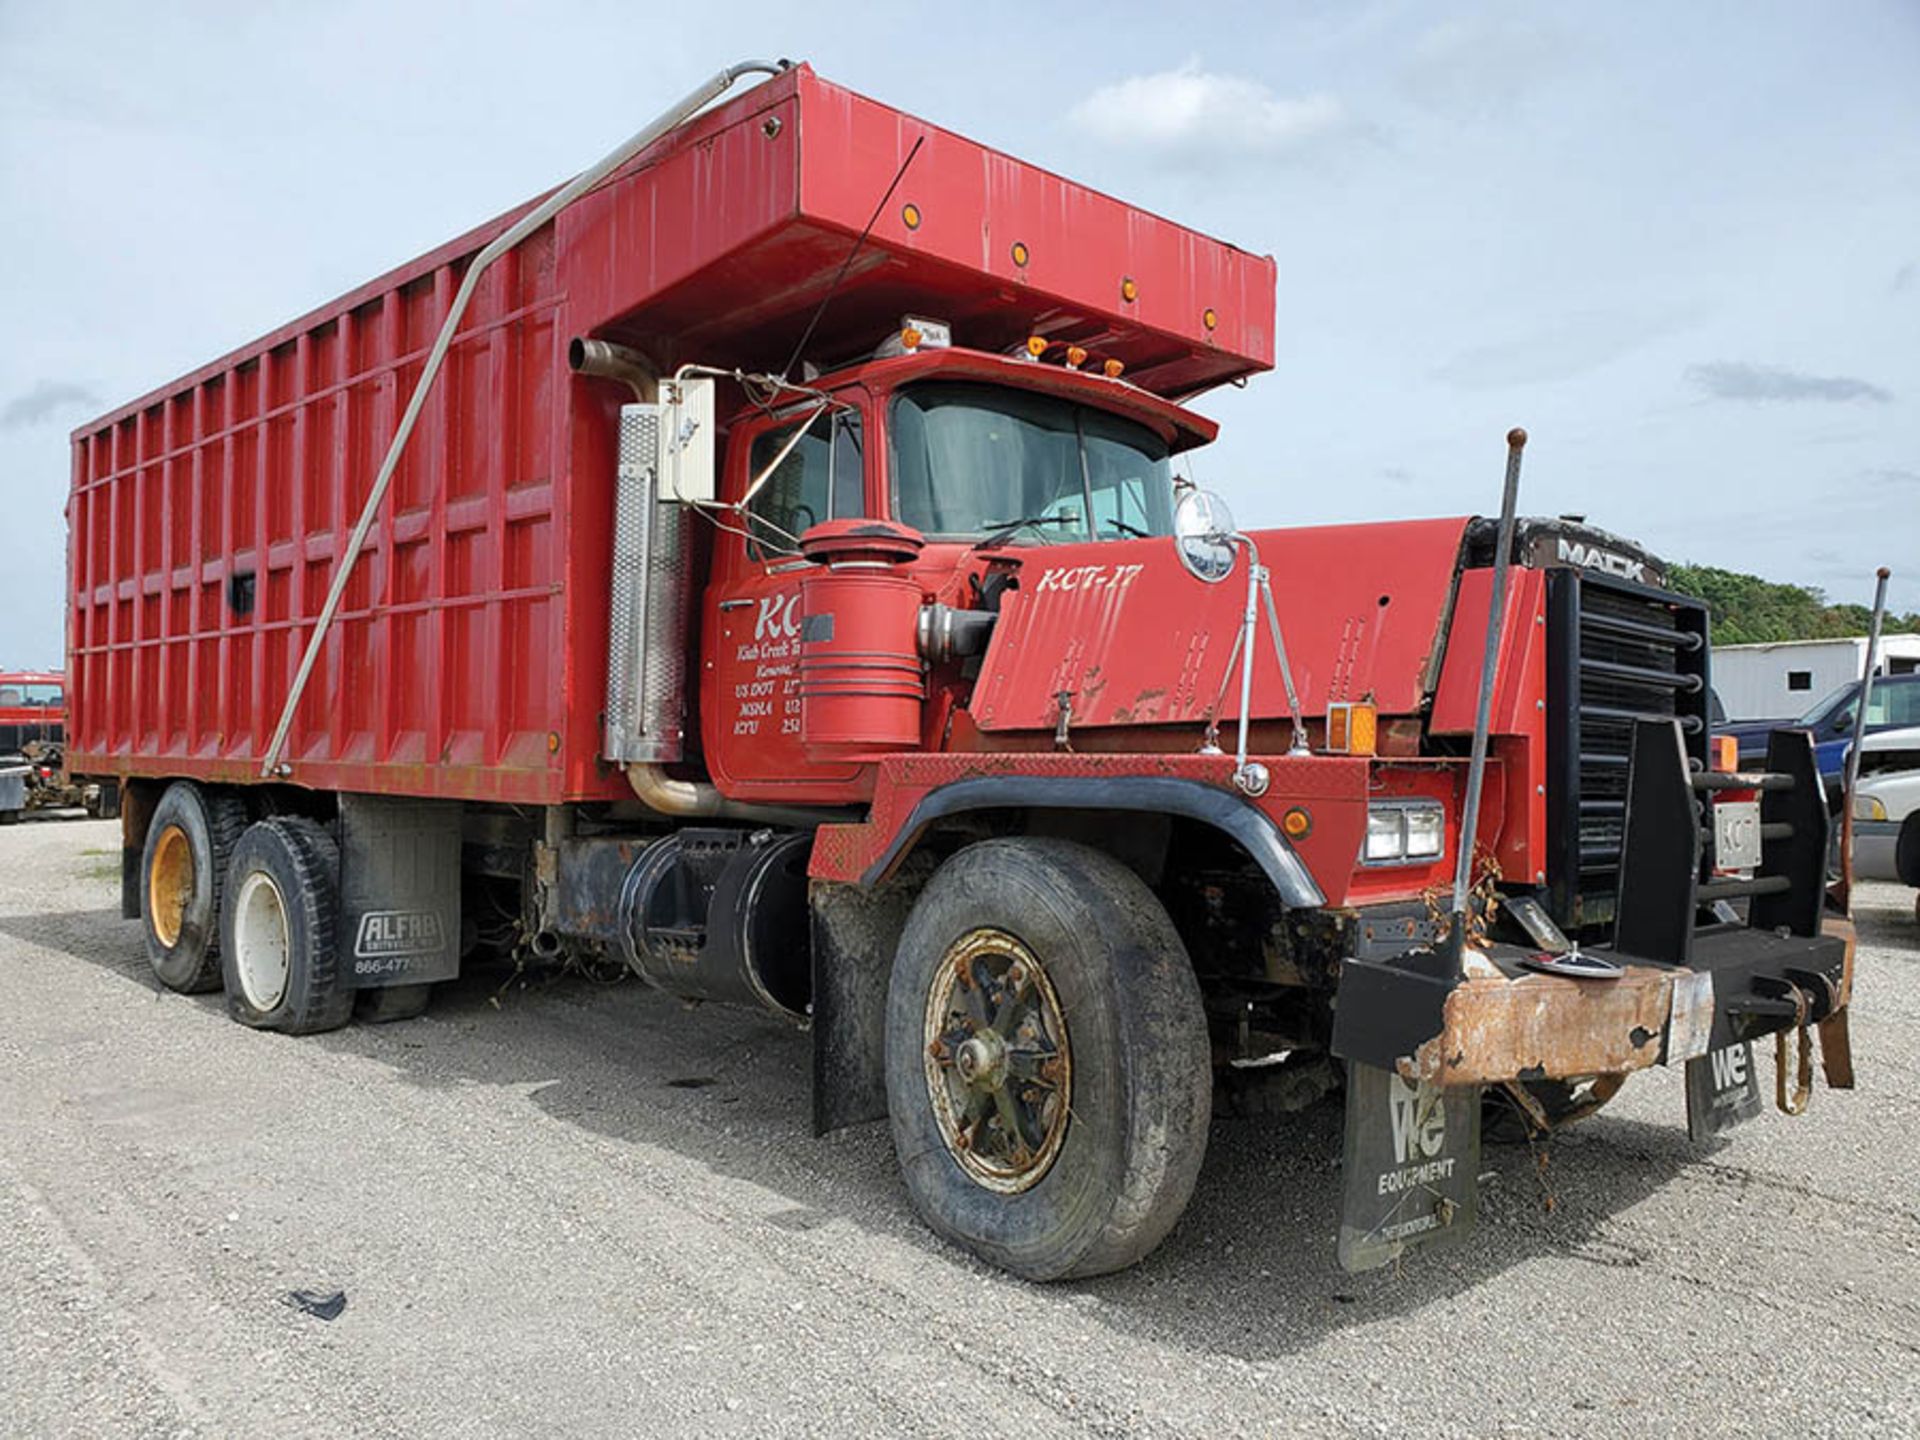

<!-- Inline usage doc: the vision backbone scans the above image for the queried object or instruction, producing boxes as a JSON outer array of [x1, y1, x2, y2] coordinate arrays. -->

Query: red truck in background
[[66, 61, 1855, 1280], [0, 669, 100, 822]]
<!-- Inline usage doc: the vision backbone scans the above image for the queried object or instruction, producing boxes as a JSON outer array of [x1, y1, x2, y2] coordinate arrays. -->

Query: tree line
[[1668, 564, 1919, 646]]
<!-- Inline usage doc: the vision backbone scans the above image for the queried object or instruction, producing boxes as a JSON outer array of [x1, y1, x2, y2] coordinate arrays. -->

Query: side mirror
[[1173, 488, 1237, 583], [661, 376, 716, 503]]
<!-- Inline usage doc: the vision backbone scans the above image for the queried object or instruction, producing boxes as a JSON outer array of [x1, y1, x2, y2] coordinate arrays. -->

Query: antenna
[[780, 135, 926, 381]]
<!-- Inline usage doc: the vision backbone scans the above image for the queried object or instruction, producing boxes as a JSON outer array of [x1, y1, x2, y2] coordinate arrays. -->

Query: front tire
[[884, 838, 1211, 1281], [140, 781, 248, 993], [220, 816, 353, 1035]]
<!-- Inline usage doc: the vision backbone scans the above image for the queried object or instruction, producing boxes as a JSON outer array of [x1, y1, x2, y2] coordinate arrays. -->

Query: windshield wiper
[[1104, 519, 1150, 539], [973, 513, 1081, 550]]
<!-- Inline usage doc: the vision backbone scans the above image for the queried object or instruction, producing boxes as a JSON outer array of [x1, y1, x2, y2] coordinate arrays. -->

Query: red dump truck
[[0, 669, 95, 821], [67, 61, 1856, 1279]]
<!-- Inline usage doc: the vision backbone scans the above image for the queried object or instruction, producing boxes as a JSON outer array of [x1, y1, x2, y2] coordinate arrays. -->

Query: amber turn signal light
[[1281, 806, 1313, 839], [1710, 734, 1738, 773], [1326, 702, 1378, 756]]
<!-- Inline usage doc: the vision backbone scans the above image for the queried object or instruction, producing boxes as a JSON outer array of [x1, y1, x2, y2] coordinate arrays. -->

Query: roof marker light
[[901, 202, 922, 230], [1121, 277, 1138, 302], [1203, 307, 1218, 331], [1065, 346, 1088, 370], [1103, 358, 1125, 379], [1011, 241, 1030, 267]]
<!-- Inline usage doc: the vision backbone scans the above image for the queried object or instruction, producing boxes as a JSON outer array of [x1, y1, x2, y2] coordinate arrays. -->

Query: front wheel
[[884, 838, 1211, 1280]]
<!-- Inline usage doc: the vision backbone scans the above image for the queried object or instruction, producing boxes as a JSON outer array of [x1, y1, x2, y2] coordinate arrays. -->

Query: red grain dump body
[[64, 63, 1272, 805]]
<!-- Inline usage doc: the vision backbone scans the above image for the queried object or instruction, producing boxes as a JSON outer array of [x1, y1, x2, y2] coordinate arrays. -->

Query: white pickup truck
[[1853, 725, 1920, 915]]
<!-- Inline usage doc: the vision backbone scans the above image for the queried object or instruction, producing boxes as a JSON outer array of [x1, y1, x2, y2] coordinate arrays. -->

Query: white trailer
[[1714, 634, 1920, 721]]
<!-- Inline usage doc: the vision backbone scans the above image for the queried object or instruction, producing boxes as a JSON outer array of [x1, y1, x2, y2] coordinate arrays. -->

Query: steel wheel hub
[[232, 869, 291, 1011], [148, 824, 193, 948], [923, 927, 1072, 1194]]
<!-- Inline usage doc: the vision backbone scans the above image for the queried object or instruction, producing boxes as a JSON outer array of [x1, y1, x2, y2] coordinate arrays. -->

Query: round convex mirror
[[1173, 488, 1237, 583]]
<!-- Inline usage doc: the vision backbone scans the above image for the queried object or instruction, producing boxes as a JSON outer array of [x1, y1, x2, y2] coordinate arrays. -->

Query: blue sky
[[2, 0, 1915, 668]]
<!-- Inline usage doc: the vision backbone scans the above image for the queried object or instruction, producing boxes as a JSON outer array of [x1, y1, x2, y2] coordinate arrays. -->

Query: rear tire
[[220, 816, 353, 1035], [885, 838, 1211, 1281], [355, 983, 432, 1024], [140, 781, 248, 994]]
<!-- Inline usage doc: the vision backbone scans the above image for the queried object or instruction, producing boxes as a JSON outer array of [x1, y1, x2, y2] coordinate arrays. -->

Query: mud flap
[[1338, 1062, 1481, 1272], [1685, 1041, 1763, 1142], [337, 794, 461, 988]]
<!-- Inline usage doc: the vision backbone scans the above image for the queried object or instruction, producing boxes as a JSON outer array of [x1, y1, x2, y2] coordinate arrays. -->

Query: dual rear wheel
[[138, 782, 430, 1032]]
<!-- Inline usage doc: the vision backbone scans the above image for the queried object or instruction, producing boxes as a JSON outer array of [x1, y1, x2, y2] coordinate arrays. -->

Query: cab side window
[[745, 406, 864, 560], [1866, 676, 1920, 728]]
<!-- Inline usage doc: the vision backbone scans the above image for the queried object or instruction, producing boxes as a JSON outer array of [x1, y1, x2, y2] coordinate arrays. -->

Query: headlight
[[1854, 795, 1888, 821], [1364, 801, 1446, 866], [1365, 807, 1406, 862], [1403, 806, 1446, 859]]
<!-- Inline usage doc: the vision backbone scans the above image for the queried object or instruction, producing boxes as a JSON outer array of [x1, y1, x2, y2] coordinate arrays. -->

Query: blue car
[[1720, 671, 1920, 794]]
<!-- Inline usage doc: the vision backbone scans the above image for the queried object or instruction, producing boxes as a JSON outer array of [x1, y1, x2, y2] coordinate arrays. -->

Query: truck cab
[[702, 339, 1207, 801]]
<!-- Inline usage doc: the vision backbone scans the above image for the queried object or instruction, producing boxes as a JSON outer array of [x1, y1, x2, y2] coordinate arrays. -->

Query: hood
[[968, 517, 1473, 733]]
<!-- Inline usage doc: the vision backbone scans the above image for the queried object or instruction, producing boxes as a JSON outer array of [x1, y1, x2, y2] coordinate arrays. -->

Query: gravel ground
[[1, 814, 1916, 1438]]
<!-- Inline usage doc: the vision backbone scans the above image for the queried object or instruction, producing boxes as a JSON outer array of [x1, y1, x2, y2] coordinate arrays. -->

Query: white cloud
[[1068, 61, 1349, 162]]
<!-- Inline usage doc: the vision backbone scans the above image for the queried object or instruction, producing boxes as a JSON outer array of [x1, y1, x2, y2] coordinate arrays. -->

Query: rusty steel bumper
[[1333, 915, 1854, 1088]]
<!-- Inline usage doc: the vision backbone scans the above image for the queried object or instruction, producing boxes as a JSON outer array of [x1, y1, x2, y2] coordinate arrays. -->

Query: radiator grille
[[1546, 572, 1710, 933]]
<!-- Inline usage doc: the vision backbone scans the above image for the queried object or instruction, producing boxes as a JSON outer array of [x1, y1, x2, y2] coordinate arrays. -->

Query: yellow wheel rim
[[148, 824, 194, 948]]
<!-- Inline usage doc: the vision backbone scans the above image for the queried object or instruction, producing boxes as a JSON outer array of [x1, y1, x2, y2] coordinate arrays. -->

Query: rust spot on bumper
[[1405, 966, 1677, 1086]]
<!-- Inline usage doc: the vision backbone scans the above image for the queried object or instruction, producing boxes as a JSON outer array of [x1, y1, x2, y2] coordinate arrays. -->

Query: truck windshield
[[889, 382, 1174, 543]]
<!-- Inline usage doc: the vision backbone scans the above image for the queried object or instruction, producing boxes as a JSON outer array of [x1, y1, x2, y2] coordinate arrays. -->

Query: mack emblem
[[1556, 537, 1647, 583]]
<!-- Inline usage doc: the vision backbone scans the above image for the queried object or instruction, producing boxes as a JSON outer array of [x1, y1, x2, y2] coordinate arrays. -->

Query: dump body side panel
[[66, 229, 580, 804]]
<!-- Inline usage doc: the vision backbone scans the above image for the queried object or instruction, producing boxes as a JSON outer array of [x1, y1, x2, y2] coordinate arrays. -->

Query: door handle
[[718, 598, 754, 611]]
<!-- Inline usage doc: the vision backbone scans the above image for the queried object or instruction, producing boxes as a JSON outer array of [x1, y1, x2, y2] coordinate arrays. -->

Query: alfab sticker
[[1033, 563, 1144, 596], [354, 909, 445, 960]]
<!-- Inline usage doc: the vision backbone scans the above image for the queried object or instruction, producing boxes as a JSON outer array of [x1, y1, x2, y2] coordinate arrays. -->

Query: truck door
[[703, 397, 871, 798]]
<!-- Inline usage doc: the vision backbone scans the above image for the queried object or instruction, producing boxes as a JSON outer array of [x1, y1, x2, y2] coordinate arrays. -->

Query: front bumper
[[1333, 915, 1853, 1087]]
